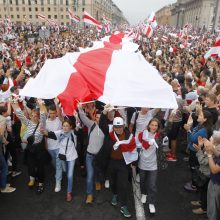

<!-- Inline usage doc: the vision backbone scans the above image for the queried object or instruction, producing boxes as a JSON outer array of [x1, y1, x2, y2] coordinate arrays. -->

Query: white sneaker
[[141, 194, 147, 203], [1, 186, 16, 193], [54, 182, 61, 192], [12, 171, 22, 177], [105, 180, 110, 188], [149, 204, 156, 214], [136, 174, 140, 183]]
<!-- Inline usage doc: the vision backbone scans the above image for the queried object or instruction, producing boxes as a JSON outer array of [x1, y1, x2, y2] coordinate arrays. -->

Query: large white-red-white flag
[[204, 39, 220, 59], [20, 35, 177, 115]]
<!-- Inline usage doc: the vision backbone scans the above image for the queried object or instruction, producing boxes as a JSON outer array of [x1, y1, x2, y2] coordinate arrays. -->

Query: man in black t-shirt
[[204, 93, 219, 125]]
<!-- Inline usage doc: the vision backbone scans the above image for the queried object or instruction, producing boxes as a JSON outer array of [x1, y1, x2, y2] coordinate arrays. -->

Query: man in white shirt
[[129, 108, 159, 141], [46, 104, 63, 192]]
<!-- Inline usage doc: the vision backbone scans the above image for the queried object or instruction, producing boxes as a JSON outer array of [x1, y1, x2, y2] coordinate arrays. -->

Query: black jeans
[[27, 149, 46, 183], [199, 178, 210, 210], [109, 159, 129, 207], [5, 142, 17, 172], [139, 169, 157, 205], [76, 129, 87, 167], [189, 150, 199, 187]]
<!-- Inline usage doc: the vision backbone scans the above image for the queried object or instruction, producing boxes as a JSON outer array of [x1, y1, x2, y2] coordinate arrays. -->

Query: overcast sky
[[112, 0, 176, 25]]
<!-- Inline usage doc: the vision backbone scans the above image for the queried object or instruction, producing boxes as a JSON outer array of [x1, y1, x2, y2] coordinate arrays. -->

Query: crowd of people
[[0, 23, 220, 220]]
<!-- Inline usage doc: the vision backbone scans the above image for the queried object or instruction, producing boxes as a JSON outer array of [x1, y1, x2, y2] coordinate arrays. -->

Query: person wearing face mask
[[99, 105, 138, 218], [42, 119, 77, 202]]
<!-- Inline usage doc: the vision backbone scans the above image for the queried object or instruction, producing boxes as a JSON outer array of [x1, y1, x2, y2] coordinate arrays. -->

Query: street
[[0, 136, 207, 220]]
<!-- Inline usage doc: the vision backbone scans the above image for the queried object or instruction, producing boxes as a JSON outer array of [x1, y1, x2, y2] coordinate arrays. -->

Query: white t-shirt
[[130, 109, 157, 138], [46, 117, 62, 150]]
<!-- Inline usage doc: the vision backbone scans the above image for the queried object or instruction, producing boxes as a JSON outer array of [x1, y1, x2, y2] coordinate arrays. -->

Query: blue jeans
[[86, 152, 100, 195], [66, 160, 75, 193], [0, 154, 8, 189], [48, 149, 63, 183], [139, 169, 157, 205]]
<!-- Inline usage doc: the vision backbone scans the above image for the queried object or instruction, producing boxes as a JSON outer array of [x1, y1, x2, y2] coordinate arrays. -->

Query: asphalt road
[[0, 134, 208, 220]]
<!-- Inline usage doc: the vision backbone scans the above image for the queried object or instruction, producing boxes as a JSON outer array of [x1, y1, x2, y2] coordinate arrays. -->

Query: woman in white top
[[43, 118, 78, 202], [136, 118, 160, 214]]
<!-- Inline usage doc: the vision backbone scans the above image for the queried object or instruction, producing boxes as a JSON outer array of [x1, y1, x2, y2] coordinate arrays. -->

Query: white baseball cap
[[113, 117, 124, 126]]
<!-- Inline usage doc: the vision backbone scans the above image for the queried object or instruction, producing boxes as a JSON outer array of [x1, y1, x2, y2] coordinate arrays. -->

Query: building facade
[[0, 0, 126, 25], [156, 4, 172, 25], [169, 0, 220, 30]]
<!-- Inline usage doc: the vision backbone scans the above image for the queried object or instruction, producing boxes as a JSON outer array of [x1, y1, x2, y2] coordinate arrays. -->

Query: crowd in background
[[0, 23, 220, 220]]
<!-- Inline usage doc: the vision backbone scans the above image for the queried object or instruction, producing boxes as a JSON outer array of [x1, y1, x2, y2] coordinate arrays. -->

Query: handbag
[[58, 138, 69, 161], [26, 123, 39, 153], [192, 168, 208, 187]]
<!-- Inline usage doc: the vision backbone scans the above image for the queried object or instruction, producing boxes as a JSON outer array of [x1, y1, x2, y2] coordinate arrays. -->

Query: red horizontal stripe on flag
[[83, 15, 101, 25]]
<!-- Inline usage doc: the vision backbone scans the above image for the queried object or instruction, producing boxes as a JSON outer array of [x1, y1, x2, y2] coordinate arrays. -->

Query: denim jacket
[[187, 124, 208, 152]]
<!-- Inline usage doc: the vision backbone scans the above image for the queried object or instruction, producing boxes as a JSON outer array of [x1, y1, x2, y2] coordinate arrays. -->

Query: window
[[48, 7, 51, 11], [41, 7, 44, 11], [48, 15, 51, 18], [10, 7, 13, 11], [0, 15, 1, 18], [29, 15, 32, 18], [29, 7, 31, 11], [22, 0, 25, 3], [54, 0, 56, 5], [41, 0, 43, 5], [35, 15, 38, 18], [82, 0, 85, 6], [3, 0, 6, 4], [66, 0, 69, 5], [11, 15, 14, 18], [61, 15, 63, 19], [35, 7, 38, 11], [66, 15, 68, 19], [16, 0, 18, 5], [47, 0, 50, 4], [35, 0, 37, 4], [28, 0, 31, 5], [60, 7, 63, 11], [9, 0, 12, 4], [54, 15, 57, 19], [60, 0, 63, 4], [16, 7, 19, 11], [17, 15, 20, 18]]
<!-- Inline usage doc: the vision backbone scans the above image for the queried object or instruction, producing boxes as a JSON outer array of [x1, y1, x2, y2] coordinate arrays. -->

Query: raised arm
[[78, 104, 94, 128], [11, 101, 30, 126]]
